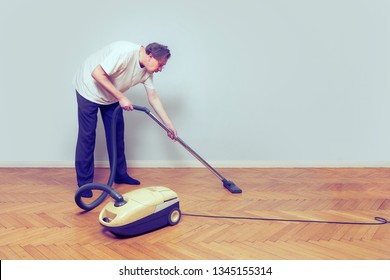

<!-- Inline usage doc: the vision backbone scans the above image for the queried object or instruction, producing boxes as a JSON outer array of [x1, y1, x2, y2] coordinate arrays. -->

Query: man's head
[[142, 43, 171, 73], [146, 43, 171, 61]]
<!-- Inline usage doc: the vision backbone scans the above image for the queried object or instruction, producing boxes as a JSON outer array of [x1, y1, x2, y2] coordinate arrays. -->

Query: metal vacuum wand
[[132, 105, 243, 194]]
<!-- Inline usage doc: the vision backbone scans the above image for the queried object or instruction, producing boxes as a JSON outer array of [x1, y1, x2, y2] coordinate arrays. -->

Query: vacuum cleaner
[[99, 186, 180, 237], [75, 105, 388, 235], [75, 104, 241, 237]]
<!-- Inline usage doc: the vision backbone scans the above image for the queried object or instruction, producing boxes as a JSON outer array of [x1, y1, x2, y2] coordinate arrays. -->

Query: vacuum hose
[[74, 105, 126, 211]]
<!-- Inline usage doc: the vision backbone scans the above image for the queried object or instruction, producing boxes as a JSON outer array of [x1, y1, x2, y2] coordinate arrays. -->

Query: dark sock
[[79, 188, 93, 198], [115, 174, 141, 185]]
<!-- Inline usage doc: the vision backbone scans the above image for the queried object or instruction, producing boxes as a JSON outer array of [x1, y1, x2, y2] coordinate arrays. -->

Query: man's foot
[[80, 189, 93, 198], [115, 174, 141, 185]]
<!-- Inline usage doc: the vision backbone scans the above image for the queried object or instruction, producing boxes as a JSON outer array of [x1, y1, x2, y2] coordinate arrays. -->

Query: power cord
[[183, 213, 388, 225]]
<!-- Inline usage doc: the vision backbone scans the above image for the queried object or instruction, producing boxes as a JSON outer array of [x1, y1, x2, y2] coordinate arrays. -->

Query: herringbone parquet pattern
[[0, 168, 389, 259]]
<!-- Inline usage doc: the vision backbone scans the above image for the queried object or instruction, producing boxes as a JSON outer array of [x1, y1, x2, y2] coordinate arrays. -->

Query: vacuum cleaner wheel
[[168, 208, 181, 226]]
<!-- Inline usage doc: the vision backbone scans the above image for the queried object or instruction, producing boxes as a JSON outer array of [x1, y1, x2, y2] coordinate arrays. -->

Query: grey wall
[[1, 0, 390, 167]]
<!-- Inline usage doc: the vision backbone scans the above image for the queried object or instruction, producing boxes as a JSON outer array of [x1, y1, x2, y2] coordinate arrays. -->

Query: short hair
[[145, 43, 171, 61]]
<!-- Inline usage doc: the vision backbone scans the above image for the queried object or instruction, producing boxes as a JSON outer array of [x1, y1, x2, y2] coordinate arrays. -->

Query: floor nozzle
[[223, 180, 242, 194]]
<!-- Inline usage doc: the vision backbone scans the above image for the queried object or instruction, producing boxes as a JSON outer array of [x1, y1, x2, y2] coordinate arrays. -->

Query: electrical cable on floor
[[182, 213, 389, 225]]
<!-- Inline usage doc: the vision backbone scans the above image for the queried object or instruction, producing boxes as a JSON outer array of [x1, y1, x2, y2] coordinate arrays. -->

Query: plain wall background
[[1, 0, 390, 167]]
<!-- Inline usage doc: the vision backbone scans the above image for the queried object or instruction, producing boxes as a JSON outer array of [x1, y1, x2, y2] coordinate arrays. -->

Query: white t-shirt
[[73, 41, 154, 105]]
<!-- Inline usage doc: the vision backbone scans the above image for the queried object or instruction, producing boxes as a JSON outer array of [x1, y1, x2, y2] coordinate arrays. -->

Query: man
[[73, 41, 177, 197]]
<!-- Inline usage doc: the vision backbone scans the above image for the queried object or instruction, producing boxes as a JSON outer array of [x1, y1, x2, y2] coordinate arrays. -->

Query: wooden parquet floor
[[0, 167, 389, 260]]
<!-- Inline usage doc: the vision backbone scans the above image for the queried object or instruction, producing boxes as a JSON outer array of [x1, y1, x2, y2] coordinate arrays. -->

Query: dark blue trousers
[[75, 92, 128, 187]]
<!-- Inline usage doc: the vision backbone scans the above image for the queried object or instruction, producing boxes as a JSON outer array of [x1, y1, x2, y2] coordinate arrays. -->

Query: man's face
[[146, 55, 167, 74]]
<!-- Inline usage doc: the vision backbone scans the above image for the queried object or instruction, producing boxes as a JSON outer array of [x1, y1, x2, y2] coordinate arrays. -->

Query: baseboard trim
[[1, 160, 390, 168]]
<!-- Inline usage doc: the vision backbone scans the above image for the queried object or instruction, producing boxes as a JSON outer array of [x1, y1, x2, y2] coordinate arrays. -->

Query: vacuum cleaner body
[[99, 186, 181, 237]]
